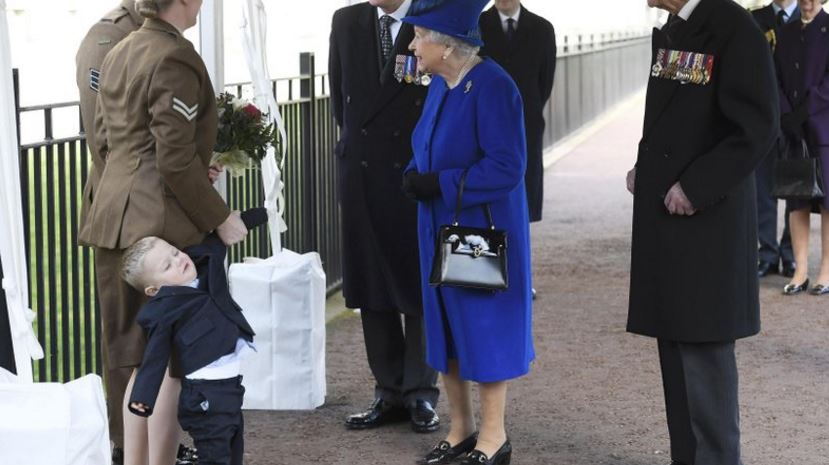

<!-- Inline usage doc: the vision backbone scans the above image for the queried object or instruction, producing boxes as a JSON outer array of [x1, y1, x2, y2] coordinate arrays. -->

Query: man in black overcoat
[[479, 0, 556, 223], [627, 0, 779, 464], [751, 0, 800, 278], [328, 0, 440, 433]]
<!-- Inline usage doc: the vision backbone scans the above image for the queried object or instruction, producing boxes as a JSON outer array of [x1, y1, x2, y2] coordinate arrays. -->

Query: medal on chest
[[651, 48, 715, 85], [394, 54, 431, 86]]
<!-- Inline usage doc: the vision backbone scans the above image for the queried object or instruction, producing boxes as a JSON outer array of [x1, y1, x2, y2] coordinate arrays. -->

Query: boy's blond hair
[[121, 236, 160, 290]]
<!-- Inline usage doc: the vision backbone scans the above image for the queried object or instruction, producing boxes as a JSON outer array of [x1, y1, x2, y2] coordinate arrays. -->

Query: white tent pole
[[199, 0, 228, 201]]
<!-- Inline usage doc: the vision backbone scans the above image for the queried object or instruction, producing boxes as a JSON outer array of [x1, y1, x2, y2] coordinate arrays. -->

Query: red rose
[[243, 104, 262, 120]]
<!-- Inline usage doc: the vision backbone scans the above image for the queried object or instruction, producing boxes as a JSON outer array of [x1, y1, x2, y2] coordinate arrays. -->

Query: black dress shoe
[[782, 261, 797, 278], [409, 399, 440, 433], [112, 447, 124, 465], [345, 398, 408, 430], [809, 283, 829, 295], [417, 432, 478, 465], [758, 260, 779, 277], [176, 444, 198, 464], [459, 440, 512, 465], [783, 279, 810, 295]]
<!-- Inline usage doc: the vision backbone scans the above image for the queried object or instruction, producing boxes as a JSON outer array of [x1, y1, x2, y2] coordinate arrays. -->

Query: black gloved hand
[[402, 171, 441, 201], [781, 111, 805, 141]]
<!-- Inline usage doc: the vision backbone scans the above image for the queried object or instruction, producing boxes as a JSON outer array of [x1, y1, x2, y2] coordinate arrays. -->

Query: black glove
[[780, 112, 805, 140], [402, 171, 441, 201], [240, 207, 268, 229]]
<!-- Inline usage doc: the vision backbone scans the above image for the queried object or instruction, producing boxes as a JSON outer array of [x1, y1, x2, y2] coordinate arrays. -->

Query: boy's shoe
[[176, 444, 199, 464]]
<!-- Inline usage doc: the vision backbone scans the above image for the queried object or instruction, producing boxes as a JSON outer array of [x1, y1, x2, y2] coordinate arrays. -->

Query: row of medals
[[651, 49, 712, 85], [395, 55, 432, 86]]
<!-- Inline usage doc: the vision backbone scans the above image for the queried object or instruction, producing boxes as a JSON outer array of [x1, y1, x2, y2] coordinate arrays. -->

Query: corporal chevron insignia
[[89, 68, 101, 93], [172, 97, 198, 121]]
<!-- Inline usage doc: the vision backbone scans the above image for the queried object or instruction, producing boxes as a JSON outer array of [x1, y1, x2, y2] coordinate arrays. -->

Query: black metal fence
[[12, 33, 649, 383]]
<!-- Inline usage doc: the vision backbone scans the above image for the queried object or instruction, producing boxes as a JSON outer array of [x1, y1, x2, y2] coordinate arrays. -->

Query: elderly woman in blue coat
[[401, 1, 534, 464]]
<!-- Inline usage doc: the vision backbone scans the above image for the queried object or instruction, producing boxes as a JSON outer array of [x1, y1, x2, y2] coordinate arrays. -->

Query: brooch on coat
[[764, 29, 777, 51], [651, 48, 715, 86], [394, 54, 431, 86]]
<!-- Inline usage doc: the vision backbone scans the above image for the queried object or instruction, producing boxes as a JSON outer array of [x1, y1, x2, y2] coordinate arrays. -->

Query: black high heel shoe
[[459, 440, 512, 465], [783, 279, 810, 295], [417, 432, 478, 465]]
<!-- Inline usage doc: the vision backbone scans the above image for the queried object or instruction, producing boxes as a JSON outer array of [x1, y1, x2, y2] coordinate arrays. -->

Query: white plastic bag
[[0, 371, 110, 465], [230, 249, 326, 410]]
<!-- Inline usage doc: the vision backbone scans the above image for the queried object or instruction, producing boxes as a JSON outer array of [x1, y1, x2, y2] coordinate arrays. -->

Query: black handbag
[[771, 138, 826, 200], [429, 171, 508, 291]]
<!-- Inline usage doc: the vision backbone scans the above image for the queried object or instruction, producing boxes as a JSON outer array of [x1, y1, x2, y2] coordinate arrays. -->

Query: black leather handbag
[[429, 171, 508, 291], [771, 138, 826, 200]]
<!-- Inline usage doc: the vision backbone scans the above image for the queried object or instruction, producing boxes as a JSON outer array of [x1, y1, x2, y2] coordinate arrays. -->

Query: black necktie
[[379, 15, 395, 65], [776, 9, 787, 27], [506, 18, 516, 41]]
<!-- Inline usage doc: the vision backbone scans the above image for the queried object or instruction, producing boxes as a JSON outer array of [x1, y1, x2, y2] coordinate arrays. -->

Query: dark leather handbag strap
[[453, 170, 496, 230]]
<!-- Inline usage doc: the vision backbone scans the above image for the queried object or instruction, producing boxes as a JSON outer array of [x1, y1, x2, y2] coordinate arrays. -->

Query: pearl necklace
[[448, 54, 482, 89]]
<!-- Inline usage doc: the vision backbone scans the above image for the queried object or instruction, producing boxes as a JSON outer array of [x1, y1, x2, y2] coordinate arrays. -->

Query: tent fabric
[[0, 0, 44, 384], [241, 0, 289, 252]]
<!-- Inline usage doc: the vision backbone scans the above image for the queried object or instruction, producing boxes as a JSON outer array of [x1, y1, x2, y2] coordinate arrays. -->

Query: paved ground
[[243, 96, 829, 465]]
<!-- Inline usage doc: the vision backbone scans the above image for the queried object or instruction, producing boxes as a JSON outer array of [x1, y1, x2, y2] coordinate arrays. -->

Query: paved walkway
[[244, 95, 829, 465]]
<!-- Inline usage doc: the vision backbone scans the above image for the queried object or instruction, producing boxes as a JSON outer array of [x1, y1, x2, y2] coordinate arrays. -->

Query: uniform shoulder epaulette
[[101, 6, 130, 23]]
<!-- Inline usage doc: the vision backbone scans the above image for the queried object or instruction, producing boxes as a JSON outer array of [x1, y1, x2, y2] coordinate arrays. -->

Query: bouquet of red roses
[[212, 92, 280, 177]]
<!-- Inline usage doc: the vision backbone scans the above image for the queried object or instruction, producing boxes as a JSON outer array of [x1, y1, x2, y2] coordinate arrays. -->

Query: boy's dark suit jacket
[[128, 210, 266, 416]]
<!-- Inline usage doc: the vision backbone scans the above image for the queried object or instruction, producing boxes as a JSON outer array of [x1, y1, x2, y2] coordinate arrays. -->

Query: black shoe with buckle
[[809, 283, 829, 296], [345, 398, 408, 430], [783, 279, 810, 295], [417, 432, 478, 465], [758, 260, 779, 277], [459, 440, 512, 465]]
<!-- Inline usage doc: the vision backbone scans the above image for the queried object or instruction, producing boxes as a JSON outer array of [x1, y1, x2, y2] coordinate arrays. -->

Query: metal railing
[[13, 33, 650, 383]]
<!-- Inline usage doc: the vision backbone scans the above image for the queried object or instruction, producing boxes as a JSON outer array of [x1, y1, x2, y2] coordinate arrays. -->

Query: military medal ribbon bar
[[651, 48, 715, 86]]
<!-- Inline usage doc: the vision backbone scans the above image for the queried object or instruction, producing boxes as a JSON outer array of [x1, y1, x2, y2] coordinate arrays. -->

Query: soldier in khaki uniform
[[74, 2, 142, 460], [78, 0, 248, 464]]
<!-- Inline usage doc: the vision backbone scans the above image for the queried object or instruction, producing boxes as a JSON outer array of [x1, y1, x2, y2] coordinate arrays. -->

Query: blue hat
[[401, 0, 489, 47]]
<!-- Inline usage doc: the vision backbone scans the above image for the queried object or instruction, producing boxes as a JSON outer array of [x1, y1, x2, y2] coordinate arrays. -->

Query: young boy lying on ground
[[121, 208, 267, 465]]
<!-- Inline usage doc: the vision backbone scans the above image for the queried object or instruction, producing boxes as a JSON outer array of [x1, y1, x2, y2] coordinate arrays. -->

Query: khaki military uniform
[[78, 14, 229, 401], [74, 0, 142, 448]]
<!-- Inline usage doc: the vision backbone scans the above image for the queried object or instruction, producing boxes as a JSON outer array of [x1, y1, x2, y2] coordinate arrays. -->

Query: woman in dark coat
[[775, 0, 829, 296], [401, 1, 533, 464]]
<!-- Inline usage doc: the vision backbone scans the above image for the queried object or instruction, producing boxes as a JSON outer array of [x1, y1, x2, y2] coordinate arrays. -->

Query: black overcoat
[[479, 6, 556, 222], [329, 2, 426, 315], [627, 0, 779, 343]]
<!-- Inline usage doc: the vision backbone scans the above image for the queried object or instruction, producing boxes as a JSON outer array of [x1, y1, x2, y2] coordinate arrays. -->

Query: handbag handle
[[453, 170, 496, 230]]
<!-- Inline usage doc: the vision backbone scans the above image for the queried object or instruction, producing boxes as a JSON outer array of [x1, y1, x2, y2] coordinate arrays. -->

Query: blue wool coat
[[407, 58, 534, 383]]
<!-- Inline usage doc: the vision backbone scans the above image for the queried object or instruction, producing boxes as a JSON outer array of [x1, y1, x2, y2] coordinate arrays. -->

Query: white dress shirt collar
[[498, 6, 522, 32], [377, 0, 412, 43], [677, 0, 702, 21], [772, 2, 798, 21]]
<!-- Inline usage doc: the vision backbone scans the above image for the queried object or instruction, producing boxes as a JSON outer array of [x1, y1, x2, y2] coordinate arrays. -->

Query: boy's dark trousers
[[179, 376, 246, 465]]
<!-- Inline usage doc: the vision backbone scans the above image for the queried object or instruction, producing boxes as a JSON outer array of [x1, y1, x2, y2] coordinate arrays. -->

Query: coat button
[[393, 162, 402, 169], [393, 130, 401, 137], [794, 90, 799, 99], [361, 128, 368, 136], [415, 99, 423, 107], [795, 62, 800, 70], [346, 95, 352, 104], [664, 152, 669, 159], [360, 161, 368, 168]]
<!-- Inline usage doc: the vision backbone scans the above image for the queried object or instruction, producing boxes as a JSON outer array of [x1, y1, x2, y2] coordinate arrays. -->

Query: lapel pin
[[464, 80, 473, 94]]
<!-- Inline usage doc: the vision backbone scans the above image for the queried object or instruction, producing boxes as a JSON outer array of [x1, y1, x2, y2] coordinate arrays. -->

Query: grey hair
[[424, 30, 481, 59], [135, 0, 176, 19], [121, 236, 160, 290]]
